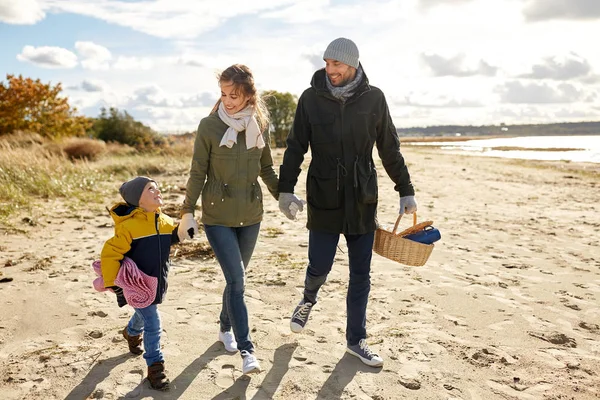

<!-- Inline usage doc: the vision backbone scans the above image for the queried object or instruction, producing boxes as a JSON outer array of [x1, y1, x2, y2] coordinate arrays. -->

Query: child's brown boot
[[122, 327, 143, 355], [147, 361, 170, 391]]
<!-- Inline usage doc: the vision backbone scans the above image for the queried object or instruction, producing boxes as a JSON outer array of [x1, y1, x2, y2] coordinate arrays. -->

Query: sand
[[1, 146, 599, 400]]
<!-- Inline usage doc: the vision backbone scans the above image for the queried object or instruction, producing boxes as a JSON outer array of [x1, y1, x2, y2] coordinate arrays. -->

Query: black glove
[[109, 286, 127, 307]]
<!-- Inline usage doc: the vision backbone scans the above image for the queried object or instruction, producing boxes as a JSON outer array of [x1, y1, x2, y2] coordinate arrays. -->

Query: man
[[278, 37, 418, 368]]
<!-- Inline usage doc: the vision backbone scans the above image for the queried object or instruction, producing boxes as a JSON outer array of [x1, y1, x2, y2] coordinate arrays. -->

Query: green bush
[[88, 107, 166, 151]]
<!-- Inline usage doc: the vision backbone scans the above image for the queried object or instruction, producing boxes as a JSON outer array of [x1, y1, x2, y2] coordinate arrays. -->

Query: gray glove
[[399, 195, 418, 215], [278, 193, 306, 220]]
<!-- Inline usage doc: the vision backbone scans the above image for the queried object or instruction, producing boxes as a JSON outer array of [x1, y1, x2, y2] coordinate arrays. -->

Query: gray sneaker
[[290, 300, 313, 333], [346, 339, 384, 367]]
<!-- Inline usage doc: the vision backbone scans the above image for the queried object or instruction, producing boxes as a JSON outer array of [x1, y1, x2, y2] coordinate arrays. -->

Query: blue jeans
[[204, 223, 260, 353], [303, 230, 374, 346], [127, 304, 162, 366]]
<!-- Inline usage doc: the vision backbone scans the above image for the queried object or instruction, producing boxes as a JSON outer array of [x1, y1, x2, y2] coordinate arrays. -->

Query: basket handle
[[392, 213, 417, 235]]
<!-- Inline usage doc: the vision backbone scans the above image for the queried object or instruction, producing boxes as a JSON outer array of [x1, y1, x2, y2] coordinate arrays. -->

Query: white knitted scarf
[[218, 102, 265, 150]]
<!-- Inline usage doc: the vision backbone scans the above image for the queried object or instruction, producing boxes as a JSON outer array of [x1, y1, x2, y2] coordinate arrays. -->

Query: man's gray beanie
[[119, 176, 154, 207], [323, 37, 359, 69]]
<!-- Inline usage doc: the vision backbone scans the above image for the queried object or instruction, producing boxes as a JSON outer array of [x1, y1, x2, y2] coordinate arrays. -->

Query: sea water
[[412, 135, 600, 163]]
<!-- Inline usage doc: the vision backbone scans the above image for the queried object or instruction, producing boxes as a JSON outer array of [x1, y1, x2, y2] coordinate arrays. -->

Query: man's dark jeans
[[303, 230, 374, 346]]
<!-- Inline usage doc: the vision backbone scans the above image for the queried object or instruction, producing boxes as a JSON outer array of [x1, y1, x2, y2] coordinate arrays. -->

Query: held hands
[[109, 286, 127, 308], [399, 195, 418, 215], [279, 193, 306, 220], [178, 213, 199, 241]]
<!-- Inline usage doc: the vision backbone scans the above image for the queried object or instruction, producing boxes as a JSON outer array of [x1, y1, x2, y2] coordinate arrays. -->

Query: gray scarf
[[325, 66, 364, 103]]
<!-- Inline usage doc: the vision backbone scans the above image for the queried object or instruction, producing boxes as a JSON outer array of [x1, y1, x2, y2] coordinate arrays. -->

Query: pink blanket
[[92, 257, 158, 309]]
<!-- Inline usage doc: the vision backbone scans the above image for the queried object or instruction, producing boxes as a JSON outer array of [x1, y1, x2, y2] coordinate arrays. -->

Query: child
[[101, 176, 183, 391]]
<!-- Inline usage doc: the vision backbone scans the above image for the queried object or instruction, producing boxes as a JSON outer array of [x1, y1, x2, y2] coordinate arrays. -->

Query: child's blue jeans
[[127, 304, 162, 366], [204, 222, 260, 353]]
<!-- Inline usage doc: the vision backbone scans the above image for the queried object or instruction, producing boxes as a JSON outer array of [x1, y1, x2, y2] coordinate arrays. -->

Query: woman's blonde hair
[[211, 64, 270, 132]]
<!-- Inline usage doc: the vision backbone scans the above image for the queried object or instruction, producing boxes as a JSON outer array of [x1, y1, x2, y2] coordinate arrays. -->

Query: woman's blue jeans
[[303, 230, 374, 346], [204, 223, 260, 353], [127, 304, 162, 366]]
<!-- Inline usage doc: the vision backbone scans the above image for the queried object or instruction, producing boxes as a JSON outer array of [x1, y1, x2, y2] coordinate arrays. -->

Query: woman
[[178, 64, 279, 374]]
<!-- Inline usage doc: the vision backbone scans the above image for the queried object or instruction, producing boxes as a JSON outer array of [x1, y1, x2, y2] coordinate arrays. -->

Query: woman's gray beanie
[[119, 176, 155, 206], [323, 38, 359, 69]]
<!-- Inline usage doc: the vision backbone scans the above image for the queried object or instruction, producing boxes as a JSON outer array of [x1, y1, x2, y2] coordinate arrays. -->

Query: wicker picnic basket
[[373, 213, 434, 266]]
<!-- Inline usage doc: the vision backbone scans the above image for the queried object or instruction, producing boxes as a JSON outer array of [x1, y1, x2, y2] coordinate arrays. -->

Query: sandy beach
[[1, 145, 599, 400]]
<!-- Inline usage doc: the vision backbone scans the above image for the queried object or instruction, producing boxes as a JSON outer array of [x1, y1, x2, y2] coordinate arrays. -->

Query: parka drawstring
[[353, 155, 359, 188], [336, 158, 347, 191]]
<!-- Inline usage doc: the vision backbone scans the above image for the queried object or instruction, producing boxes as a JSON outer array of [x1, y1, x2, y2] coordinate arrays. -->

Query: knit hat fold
[[119, 176, 154, 207], [323, 37, 359, 69]]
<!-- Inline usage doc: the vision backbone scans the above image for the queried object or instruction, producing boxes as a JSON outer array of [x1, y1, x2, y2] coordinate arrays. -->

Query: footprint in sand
[[176, 306, 192, 321], [215, 363, 236, 388], [116, 368, 144, 397], [528, 331, 577, 348], [487, 378, 553, 398]]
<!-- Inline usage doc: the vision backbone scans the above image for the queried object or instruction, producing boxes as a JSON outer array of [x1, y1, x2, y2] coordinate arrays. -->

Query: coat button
[[240, 222, 244, 225], [210, 202, 214, 205]]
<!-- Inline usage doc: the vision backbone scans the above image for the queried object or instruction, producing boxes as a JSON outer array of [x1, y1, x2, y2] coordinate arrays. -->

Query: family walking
[[98, 37, 417, 391]]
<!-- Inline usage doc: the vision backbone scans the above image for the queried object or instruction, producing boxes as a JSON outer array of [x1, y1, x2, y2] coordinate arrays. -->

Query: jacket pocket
[[201, 180, 226, 218], [250, 182, 262, 203], [307, 167, 341, 210], [355, 158, 378, 204], [310, 113, 336, 144]]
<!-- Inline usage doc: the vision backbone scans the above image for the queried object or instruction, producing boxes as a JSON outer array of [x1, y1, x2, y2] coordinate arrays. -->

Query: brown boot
[[122, 327, 143, 355], [147, 361, 170, 391]]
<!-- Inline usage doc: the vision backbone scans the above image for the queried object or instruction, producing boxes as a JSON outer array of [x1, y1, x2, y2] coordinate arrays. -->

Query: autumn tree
[[0, 74, 90, 138], [263, 90, 297, 148]]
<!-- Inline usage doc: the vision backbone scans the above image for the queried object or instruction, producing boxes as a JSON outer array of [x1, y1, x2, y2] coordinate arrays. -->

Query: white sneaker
[[218, 330, 238, 353], [241, 350, 261, 375]]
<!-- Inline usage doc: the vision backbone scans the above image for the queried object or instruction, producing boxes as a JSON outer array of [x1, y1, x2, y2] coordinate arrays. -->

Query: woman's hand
[[178, 213, 199, 241]]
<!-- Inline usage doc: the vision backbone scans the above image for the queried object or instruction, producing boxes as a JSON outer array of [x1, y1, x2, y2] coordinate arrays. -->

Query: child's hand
[[178, 213, 199, 241], [108, 286, 127, 307]]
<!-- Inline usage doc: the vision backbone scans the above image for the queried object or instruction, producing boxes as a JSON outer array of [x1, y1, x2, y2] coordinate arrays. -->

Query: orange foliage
[[0, 74, 90, 139]]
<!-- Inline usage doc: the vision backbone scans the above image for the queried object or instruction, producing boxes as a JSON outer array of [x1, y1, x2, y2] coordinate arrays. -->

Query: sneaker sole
[[290, 322, 304, 333], [346, 348, 384, 367], [218, 340, 238, 353], [243, 366, 261, 375]]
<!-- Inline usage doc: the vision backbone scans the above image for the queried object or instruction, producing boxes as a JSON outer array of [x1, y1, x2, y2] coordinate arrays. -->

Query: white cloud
[[113, 56, 153, 70], [177, 55, 204, 68], [520, 53, 592, 80], [81, 79, 108, 92], [42, 0, 297, 39], [0, 0, 45, 24], [523, 0, 600, 21], [421, 53, 498, 77], [16, 45, 78, 68], [497, 81, 587, 104], [75, 41, 112, 70], [419, 0, 475, 10], [554, 108, 599, 119], [394, 92, 484, 108]]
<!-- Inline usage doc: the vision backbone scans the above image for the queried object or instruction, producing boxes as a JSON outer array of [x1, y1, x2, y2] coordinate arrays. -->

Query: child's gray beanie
[[323, 38, 359, 69], [119, 176, 155, 207]]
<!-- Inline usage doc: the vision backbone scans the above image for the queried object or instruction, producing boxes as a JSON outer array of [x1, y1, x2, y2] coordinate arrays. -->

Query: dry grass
[[61, 137, 107, 160], [105, 142, 137, 156], [0, 133, 192, 222]]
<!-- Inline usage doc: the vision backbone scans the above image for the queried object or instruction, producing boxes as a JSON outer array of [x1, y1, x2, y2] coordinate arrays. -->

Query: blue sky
[[1, 0, 599, 132]]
